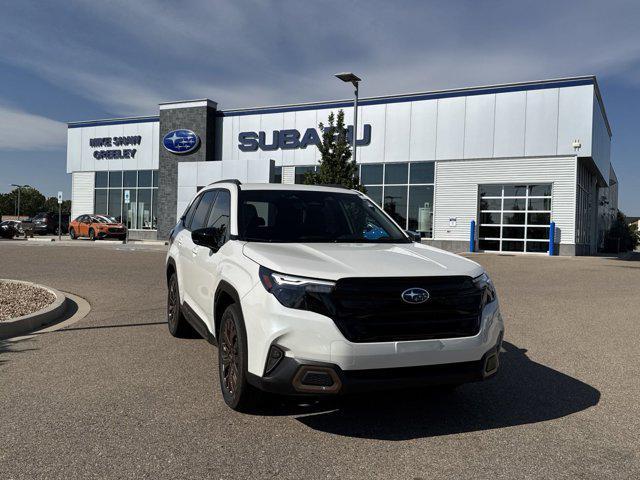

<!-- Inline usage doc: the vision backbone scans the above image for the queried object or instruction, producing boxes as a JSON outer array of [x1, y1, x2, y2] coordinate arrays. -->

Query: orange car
[[69, 215, 127, 241]]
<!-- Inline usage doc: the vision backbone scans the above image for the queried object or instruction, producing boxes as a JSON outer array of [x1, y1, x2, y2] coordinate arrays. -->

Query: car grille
[[330, 276, 483, 343], [108, 227, 123, 233]]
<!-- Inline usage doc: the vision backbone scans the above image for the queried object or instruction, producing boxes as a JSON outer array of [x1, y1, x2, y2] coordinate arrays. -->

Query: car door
[[77, 215, 88, 237], [190, 189, 231, 330], [180, 189, 218, 320]]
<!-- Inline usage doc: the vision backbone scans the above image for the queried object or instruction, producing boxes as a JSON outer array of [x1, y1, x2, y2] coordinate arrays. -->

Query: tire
[[218, 303, 259, 411], [166, 273, 193, 337], [89, 228, 96, 241], [69, 228, 76, 240]]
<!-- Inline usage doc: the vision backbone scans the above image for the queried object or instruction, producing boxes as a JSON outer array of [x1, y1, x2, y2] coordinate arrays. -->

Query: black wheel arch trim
[[214, 280, 248, 356], [166, 257, 177, 286]]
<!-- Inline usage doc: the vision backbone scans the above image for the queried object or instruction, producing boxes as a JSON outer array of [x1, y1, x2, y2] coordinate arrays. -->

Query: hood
[[242, 242, 484, 281]]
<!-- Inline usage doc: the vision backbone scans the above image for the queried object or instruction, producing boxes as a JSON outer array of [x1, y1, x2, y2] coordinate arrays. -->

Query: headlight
[[473, 272, 497, 306], [259, 266, 336, 316]]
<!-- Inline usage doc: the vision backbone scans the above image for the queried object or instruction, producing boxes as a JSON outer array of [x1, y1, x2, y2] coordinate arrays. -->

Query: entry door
[[190, 189, 231, 331], [181, 190, 218, 321], [477, 184, 553, 253]]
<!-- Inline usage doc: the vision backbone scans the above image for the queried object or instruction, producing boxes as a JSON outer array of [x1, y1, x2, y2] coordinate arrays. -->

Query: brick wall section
[[156, 105, 217, 239]]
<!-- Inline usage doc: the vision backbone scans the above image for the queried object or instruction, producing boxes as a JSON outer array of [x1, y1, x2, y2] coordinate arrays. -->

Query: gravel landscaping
[[0, 280, 56, 321]]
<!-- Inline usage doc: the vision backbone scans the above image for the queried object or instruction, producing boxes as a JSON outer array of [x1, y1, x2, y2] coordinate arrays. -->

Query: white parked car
[[166, 180, 504, 411]]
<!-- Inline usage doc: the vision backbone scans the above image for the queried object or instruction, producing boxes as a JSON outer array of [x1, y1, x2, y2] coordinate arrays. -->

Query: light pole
[[335, 72, 362, 164], [10, 183, 30, 218]]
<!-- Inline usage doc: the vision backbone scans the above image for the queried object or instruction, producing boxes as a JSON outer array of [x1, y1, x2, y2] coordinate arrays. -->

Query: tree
[[0, 187, 45, 217], [602, 210, 639, 253], [0, 187, 68, 219], [43, 197, 71, 214], [303, 109, 364, 190]]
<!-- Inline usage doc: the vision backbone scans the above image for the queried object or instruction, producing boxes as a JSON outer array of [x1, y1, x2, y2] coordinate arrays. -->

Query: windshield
[[238, 190, 410, 243], [95, 215, 117, 224]]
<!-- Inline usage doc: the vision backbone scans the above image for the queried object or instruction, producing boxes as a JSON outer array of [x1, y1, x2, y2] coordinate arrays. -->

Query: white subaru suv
[[166, 180, 504, 411]]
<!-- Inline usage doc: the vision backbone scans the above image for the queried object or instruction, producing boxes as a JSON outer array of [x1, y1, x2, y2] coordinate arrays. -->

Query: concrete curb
[[0, 280, 69, 340]]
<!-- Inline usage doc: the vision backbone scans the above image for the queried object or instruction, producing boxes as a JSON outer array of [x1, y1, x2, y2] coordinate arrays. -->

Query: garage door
[[478, 184, 552, 253]]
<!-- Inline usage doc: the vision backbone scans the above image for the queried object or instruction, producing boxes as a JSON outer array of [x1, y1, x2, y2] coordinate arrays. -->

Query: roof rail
[[319, 183, 351, 190], [209, 179, 242, 186]]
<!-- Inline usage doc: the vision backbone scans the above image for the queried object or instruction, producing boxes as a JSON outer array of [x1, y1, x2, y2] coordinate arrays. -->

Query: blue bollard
[[549, 221, 556, 256], [470, 220, 476, 252]]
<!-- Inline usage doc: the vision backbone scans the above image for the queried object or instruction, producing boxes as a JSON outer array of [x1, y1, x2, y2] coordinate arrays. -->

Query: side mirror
[[180, 214, 186, 226], [192, 227, 223, 252], [405, 230, 422, 242]]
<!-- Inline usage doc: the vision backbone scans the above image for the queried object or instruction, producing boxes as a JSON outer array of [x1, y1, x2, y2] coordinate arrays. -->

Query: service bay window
[[478, 183, 552, 253]]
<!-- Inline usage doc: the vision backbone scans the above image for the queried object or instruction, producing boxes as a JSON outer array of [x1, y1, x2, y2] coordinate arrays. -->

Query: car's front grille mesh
[[330, 276, 483, 343]]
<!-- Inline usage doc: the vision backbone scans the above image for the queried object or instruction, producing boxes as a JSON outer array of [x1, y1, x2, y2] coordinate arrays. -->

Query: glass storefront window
[[152, 189, 157, 229], [95, 172, 108, 188], [152, 171, 158, 187], [271, 166, 282, 184], [360, 164, 383, 184], [383, 185, 407, 227], [94, 170, 158, 230], [294, 166, 317, 184], [123, 189, 137, 229], [408, 185, 434, 237], [109, 171, 122, 188], [123, 171, 137, 188], [364, 186, 382, 206], [384, 163, 408, 184], [360, 161, 434, 238], [108, 189, 122, 222], [138, 170, 152, 187], [137, 189, 152, 229], [409, 162, 434, 184], [94, 190, 108, 215]]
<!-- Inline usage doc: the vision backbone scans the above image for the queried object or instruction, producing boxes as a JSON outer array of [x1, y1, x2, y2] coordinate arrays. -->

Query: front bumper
[[242, 282, 505, 380], [248, 334, 502, 396], [97, 229, 126, 238]]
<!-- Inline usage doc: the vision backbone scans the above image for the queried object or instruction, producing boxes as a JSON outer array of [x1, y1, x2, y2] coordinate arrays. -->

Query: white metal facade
[[66, 77, 614, 254]]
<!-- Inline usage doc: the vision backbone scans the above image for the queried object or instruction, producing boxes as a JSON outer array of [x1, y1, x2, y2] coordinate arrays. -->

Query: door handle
[[192, 247, 199, 255]]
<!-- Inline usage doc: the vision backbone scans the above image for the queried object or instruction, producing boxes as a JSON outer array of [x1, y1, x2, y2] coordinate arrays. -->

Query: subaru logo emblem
[[163, 129, 200, 154], [401, 288, 429, 304]]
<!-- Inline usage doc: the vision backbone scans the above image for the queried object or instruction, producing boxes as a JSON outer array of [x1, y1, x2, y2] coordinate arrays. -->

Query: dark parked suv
[[31, 212, 70, 235]]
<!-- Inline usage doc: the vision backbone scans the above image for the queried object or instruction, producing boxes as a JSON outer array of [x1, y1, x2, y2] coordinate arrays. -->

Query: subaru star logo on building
[[401, 288, 430, 304], [163, 129, 200, 154]]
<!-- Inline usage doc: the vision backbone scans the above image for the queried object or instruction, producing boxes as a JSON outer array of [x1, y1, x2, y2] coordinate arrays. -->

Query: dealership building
[[66, 76, 617, 255]]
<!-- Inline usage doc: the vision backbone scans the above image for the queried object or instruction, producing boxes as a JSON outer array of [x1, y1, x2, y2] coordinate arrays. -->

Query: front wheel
[[218, 304, 259, 411], [69, 228, 76, 240], [167, 273, 193, 337]]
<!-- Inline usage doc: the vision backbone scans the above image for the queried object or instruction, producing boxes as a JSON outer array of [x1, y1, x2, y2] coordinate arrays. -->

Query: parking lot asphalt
[[1, 241, 639, 479]]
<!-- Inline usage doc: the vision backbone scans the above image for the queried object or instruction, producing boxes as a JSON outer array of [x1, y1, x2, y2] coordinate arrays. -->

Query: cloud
[[0, 104, 65, 150], [2, 0, 640, 115]]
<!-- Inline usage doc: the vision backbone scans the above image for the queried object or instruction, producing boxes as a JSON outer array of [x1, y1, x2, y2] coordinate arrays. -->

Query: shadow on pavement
[[50, 320, 168, 333], [292, 342, 600, 440], [0, 337, 39, 365]]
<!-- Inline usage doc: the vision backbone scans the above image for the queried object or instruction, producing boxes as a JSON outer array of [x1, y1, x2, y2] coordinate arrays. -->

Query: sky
[[0, 0, 639, 214]]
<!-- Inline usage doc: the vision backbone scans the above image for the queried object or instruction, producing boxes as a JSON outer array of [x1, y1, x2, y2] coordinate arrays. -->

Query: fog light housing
[[292, 366, 342, 393], [484, 353, 499, 375], [264, 345, 284, 375]]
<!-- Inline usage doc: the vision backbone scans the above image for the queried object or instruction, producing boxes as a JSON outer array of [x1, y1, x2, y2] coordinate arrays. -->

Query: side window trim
[[185, 194, 202, 231]]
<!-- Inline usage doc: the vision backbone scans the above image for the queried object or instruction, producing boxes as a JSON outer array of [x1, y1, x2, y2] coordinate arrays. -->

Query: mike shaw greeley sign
[[89, 136, 141, 160], [238, 124, 371, 152]]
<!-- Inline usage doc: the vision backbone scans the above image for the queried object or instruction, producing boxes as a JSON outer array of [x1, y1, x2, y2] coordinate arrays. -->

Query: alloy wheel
[[167, 279, 178, 330], [220, 317, 240, 395]]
